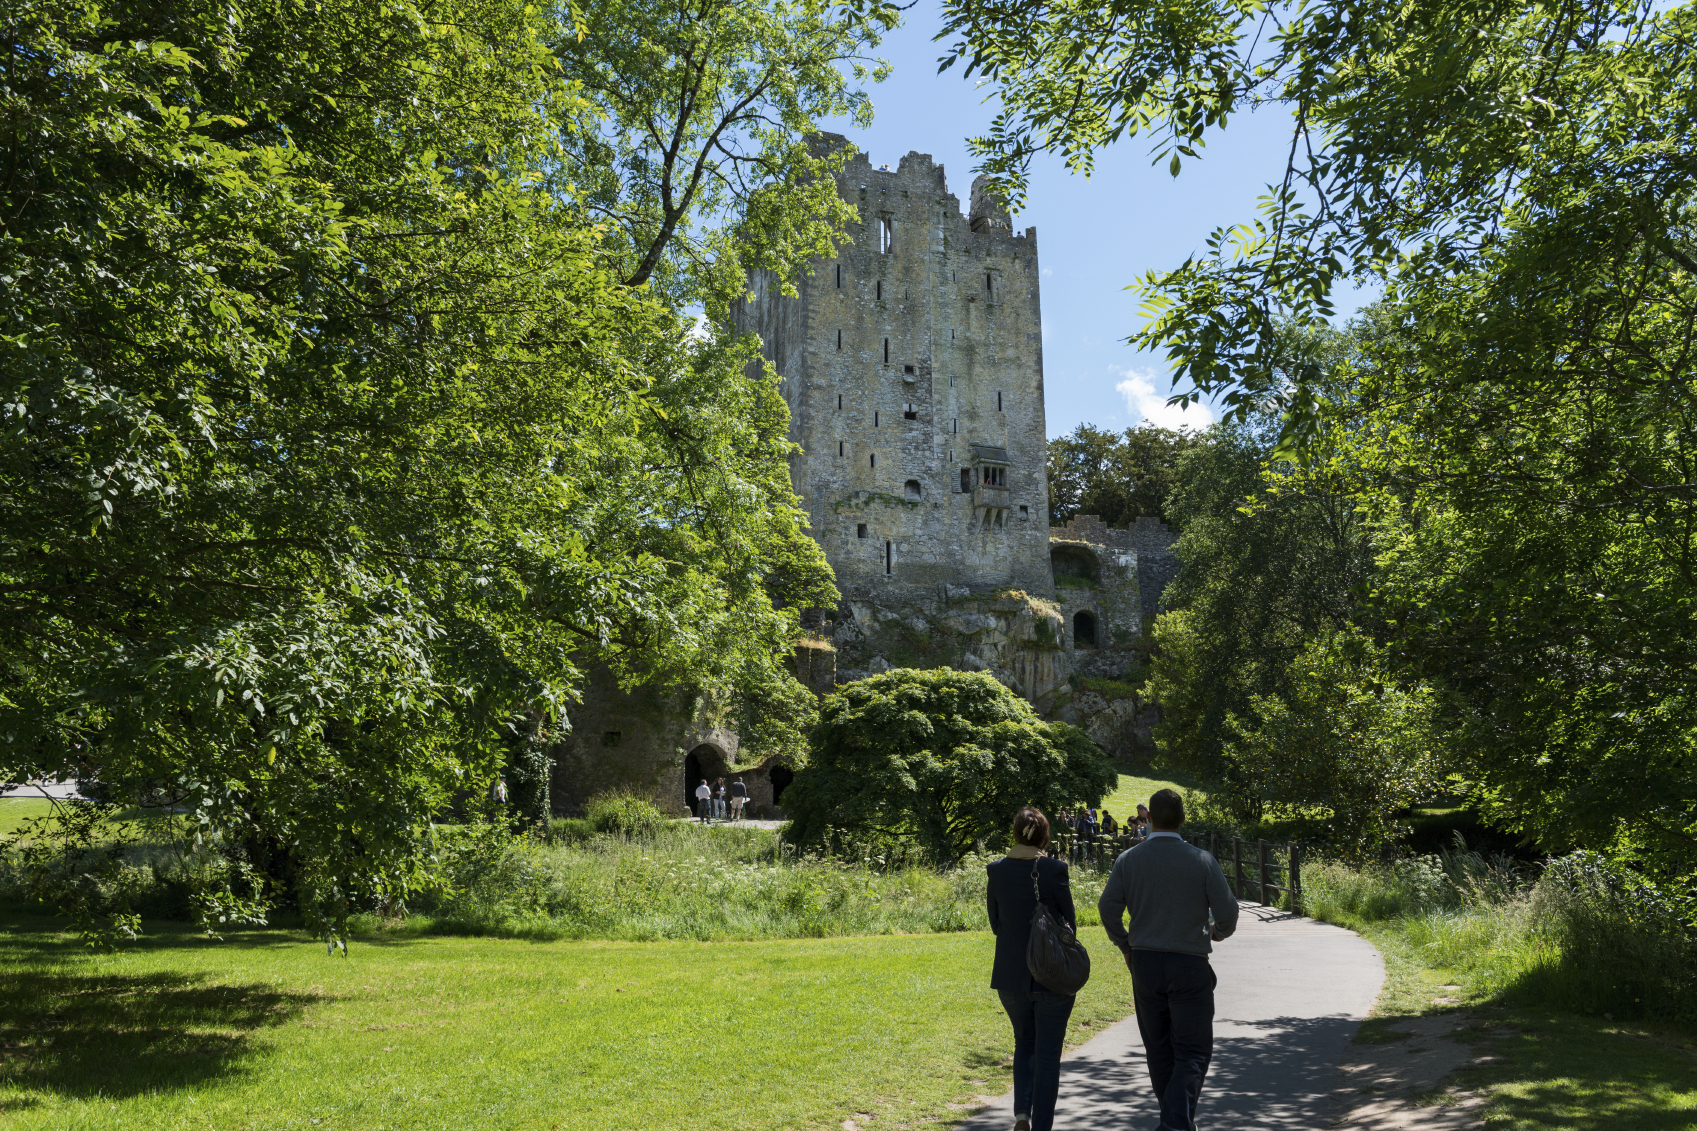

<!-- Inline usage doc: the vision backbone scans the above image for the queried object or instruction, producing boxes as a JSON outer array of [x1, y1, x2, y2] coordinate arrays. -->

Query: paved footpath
[[959, 903, 1386, 1131]]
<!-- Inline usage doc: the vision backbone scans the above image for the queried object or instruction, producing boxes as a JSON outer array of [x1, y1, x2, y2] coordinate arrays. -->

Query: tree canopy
[[783, 669, 1116, 863], [942, 0, 1697, 879], [1, 0, 856, 944], [1046, 422, 1207, 529]]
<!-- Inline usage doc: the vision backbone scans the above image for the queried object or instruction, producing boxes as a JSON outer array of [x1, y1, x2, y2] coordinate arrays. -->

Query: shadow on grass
[[1457, 1011, 1697, 1131], [0, 915, 323, 1102]]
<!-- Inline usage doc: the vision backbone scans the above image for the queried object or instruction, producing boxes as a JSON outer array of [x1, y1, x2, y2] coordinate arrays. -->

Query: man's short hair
[[1149, 788, 1185, 830], [1011, 806, 1050, 848]]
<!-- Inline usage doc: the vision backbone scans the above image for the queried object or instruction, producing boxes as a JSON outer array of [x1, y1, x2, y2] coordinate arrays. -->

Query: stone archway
[[769, 764, 795, 807], [686, 743, 728, 816]]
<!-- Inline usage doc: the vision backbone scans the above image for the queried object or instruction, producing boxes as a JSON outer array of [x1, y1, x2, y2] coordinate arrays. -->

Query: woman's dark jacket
[[986, 854, 1076, 993]]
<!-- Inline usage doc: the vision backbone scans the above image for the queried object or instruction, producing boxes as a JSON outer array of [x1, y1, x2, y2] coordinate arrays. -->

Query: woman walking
[[986, 807, 1076, 1131]]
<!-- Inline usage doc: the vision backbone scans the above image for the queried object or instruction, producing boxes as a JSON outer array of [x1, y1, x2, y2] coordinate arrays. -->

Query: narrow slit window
[[985, 273, 993, 296], [838, 440, 844, 457], [836, 263, 842, 288], [885, 540, 892, 574], [879, 217, 893, 254], [883, 338, 889, 364], [874, 410, 879, 427], [997, 391, 1003, 412], [951, 418, 958, 434], [837, 393, 843, 410], [870, 453, 877, 468], [959, 469, 970, 492], [836, 329, 842, 350], [876, 280, 882, 301], [857, 523, 867, 538]]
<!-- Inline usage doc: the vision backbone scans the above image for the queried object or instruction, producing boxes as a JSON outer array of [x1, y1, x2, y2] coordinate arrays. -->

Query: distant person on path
[[1098, 788, 1239, 1131], [713, 778, 727, 819], [695, 779, 712, 823], [730, 777, 749, 820], [986, 806, 1076, 1131], [491, 775, 508, 805]]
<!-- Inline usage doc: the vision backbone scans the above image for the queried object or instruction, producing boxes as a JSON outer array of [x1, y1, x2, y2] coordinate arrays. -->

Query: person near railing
[[1098, 788, 1240, 1131]]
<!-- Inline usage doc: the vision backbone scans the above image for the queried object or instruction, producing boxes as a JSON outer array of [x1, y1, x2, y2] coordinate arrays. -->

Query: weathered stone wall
[[733, 139, 1054, 607], [1050, 514, 1178, 630]]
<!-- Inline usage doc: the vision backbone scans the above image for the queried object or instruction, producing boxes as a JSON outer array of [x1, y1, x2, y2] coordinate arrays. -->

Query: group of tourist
[[987, 789, 1237, 1131], [1052, 804, 1154, 859], [692, 776, 750, 823]]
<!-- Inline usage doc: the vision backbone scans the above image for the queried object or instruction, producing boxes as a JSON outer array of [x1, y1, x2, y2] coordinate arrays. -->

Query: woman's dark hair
[[1011, 806, 1050, 848], [1149, 788, 1185, 829]]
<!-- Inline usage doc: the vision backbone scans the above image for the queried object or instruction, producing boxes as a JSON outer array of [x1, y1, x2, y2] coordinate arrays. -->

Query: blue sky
[[822, 3, 1373, 439]]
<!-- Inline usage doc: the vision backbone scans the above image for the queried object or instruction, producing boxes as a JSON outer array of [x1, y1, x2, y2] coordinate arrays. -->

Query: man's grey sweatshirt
[[1097, 836, 1240, 957]]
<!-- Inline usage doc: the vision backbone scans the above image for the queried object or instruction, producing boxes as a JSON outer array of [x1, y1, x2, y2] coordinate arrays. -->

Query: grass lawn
[[0, 799, 55, 839], [1099, 773, 1194, 822], [0, 915, 1137, 1131], [1342, 918, 1697, 1129]]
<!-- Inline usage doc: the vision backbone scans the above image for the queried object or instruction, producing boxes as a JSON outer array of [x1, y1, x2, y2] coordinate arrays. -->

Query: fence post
[[1258, 840, 1271, 906], [1209, 832, 1218, 861], [1232, 837, 1244, 898], [1289, 843, 1302, 916]]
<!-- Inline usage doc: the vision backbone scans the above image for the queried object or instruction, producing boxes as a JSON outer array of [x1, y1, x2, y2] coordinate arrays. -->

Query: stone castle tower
[[548, 141, 1178, 818], [733, 140, 1054, 602]]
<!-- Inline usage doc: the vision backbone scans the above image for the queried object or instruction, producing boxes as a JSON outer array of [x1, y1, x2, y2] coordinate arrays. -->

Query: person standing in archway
[[730, 777, 749, 820], [713, 778, 727, 820], [694, 778, 712, 824], [1098, 789, 1238, 1131]]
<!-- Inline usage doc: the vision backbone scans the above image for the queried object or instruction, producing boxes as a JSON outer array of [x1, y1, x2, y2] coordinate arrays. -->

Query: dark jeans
[[997, 987, 1075, 1131], [1129, 949, 1216, 1131]]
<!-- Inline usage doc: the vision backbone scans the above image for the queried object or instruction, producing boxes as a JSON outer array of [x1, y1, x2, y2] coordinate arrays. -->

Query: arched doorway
[[684, 749, 704, 815], [1073, 610, 1098, 649], [769, 765, 795, 807]]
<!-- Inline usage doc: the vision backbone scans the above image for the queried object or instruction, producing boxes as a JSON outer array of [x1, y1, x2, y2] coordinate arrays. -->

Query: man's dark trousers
[[1129, 949, 1216, 1131]]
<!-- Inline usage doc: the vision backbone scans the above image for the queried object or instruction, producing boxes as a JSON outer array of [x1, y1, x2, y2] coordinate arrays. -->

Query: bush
[[583, 793, 666, 839]]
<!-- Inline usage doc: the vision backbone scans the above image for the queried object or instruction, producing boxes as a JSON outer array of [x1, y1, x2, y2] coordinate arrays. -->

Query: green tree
[[1145, 414, 1374, 820], [553, 0, 895, 317], [1046, 422, 1207, 528], [1226, 634, 1443, 860], [939, 0, 1697, 873], [783, 669, 1116, 863], [0, 0, 838, 944]]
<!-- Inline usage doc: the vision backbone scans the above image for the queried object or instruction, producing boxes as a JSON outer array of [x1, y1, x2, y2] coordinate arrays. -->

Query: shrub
[[583, 793, 666, 839]]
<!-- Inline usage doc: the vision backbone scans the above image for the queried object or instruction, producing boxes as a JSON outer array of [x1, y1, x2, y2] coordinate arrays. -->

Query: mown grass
[[1099, 773, 1195, 822], [1306, 848, 1697, 1129], [0, 799, 55, 839], [0, 913, 1138, 1131]]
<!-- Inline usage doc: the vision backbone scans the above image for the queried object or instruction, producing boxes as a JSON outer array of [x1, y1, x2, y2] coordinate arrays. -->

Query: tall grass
[[1305, 840, 1697, 1025], [370, 822, 1117, 943]]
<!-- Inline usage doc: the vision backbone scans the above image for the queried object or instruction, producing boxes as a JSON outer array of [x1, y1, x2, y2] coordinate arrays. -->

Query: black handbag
[[1025, 859, 1091, 995]]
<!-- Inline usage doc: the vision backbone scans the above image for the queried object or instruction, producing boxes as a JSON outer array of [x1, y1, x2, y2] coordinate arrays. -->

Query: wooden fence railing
[[1047, 830, 1303, 915]]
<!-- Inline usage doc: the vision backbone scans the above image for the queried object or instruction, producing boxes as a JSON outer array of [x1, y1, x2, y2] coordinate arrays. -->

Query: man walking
[[730, 777, 749, 820], [1098, 789, 1238, 1131]]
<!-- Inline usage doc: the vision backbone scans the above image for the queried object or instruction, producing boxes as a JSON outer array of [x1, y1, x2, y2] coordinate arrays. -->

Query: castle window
[[997, 391, 1003, 412], [1073, 611, 1098, 650], [951, 418, 958, 433], [876, 280, 882, 301], [904, 479, 922, 501], [857, 523, 867, 539], [994, 510, 1004, 529], [883, 338, 889, 364], [836, 329, 842, 350], [904, 365, 915, 375], [837, 394, 842, 410], [838, 440, 844, 457], [885, 540, 892, 574], [951, 329, 956, 340], [904, 403, 918, 420], [879, 217, 893, 254], [870, 453, 876, 468], [985, 273, 993, 296], [960, 468, 970, 492], [874, 410, 879, 427], [1019, 505, 1029, 518], [602, 731, 622, 747], [836, 264, 842, 288]]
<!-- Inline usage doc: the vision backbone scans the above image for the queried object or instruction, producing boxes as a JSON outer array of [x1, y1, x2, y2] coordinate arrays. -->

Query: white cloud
[[1116, 369, 1214, 430]]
